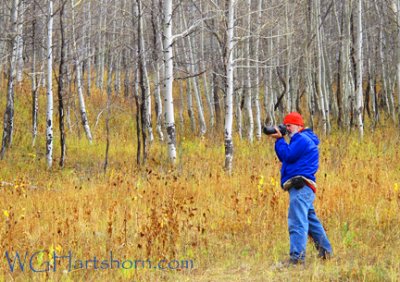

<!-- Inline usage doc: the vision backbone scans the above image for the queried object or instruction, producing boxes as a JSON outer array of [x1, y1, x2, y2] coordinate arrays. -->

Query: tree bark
[[354, 0, 363, 139], [31, 1, 38, 147], [71, 0, 93, 143], [1, 0, 19, 159], [58, 1, 67, 167], [46, 0, 54, 168], [224, 0, 235, 173], [163, 0, 177, 163]]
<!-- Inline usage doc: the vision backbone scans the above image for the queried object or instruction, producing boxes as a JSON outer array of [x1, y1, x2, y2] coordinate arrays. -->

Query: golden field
[[0, 84, 400, 281]]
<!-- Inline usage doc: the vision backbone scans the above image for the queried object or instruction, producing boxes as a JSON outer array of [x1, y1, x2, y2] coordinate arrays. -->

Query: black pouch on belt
[[290, 176, 306, 189]]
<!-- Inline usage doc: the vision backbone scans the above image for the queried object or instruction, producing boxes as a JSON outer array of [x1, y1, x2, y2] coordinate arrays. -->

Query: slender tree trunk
[[210, 19, 221, 129], [178, 80, 185, 130], [315, 0, 327, 136], [136, 0, 149, 164], [58, 1, 67, 167], [71, 0, 93, 143], [104, 45, 115, 172], [133, 66, 141, 166], [212, 72, 221, 127], [320, 27, 331, 133], [201, 21, 214, 130], [254, 0, 263, 140], [86, 0, 92, 97], [16, 0, 24, 83], [31, 1, 38, 147], [244, 0, 254, 142], [284, 1, 292, 113], [343, 1, 352, 129], [96, 0, 106, 91], [151, 0, 164, 141], [396, 0, 400, 124], [46, 0, 54, 168], [0, 0, 19, 159], [163, 0, 177, 163], [224, 0, 235, 173], [265, 31, 275, 125], [334, 0, 344, 127], [374, 0, 393, 120], [181, 8, 207, 136], [355, 0, 363, 139], [186, 79, 196, 132]]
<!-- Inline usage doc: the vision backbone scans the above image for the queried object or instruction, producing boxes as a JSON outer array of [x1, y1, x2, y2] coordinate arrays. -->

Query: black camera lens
[[263, 124, 287, 136]]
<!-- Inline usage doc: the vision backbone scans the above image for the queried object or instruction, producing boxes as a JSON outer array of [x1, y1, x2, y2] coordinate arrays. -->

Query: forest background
[[1, 0, 400, 280]]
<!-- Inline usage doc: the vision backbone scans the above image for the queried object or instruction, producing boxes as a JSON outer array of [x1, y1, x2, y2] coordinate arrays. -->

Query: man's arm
[[275, 135, 306, 163]]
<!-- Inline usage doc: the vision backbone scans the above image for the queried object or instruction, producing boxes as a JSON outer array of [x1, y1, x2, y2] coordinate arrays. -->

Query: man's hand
[[269, 126, 283, 139]]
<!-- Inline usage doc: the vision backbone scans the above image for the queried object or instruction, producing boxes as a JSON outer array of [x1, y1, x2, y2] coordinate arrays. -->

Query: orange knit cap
[[283, 112, 304, 126]]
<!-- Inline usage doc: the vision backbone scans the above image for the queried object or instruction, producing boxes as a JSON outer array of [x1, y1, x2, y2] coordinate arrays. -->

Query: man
[[269, 112, 332, 265]]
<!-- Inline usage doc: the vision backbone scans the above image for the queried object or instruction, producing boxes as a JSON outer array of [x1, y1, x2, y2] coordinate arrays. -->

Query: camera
[[263, 124, 287, 136]]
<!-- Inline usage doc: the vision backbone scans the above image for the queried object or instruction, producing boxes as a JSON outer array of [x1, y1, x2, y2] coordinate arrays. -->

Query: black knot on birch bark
[[166, 125, 176, 144]]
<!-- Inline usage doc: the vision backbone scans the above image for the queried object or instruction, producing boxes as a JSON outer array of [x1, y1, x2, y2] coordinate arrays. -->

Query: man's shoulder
[[299, 129, 320, 146]]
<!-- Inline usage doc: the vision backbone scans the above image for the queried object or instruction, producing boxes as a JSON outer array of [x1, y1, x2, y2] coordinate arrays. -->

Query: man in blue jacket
[[269, 112, 332, 266]]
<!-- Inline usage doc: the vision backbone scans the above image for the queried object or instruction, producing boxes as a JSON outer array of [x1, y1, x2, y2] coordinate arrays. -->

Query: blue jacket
[[274, 128, 319, 188]]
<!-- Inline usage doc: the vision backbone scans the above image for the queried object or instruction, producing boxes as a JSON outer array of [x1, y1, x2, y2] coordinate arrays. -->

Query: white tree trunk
[[16, 0, 24, 83], [46, 0, 54, 168], [201, 21, 214, 130], [163, 0, 177, 162], [96, 0, 106, 91], [224, 0, 235, 173], [31, 5, 38, 146], [245, 0, 254, 143], [284, 2, 292, 113], [355, 0, 364, 139], [315, 0, 327, 136], [342, 1, 352, 128], [265, 30, 275, 125], [71, 0, 93, 143], [86, 0, 92, 97], [180, 10, 206, 136], [254, 0, 263, 140]]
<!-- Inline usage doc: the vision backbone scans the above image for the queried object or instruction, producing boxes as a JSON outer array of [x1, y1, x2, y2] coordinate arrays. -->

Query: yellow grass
[[0, 83, 400, 281]]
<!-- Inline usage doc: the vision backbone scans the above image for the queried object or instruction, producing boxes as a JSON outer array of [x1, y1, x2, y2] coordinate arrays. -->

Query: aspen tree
[[58, 0, 67, 167], [181, 6, 207, 136], [0, 0, 20, 159], [16, 0, 24, 83], [46, 0, 54, 168], [200, 10, 214, 130], [30, 1, 38, 146], [85, 0, 92, 97], [374, 0, 394, 120], [151, 0, 164, 141], [355, 0, 364, 139], [315, 0, 327, 136], [96, 0, 106, 91], [395, 0, 400, 124], [254, 0, 263, 140], [71, 0, 93, 143], [244, 0, 254, 143], [163, 0, 177, 162], [224, 0, 236, 173], [136, 0, 151, 163]]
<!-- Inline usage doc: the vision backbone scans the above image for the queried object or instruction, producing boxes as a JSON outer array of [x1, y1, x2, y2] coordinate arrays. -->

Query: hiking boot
[[317, 248, 333, 260], [272, 258, 305, 270]]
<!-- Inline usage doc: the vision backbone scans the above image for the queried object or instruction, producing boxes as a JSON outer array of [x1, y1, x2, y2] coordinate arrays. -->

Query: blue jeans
[[288, 185, 332, 261]]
